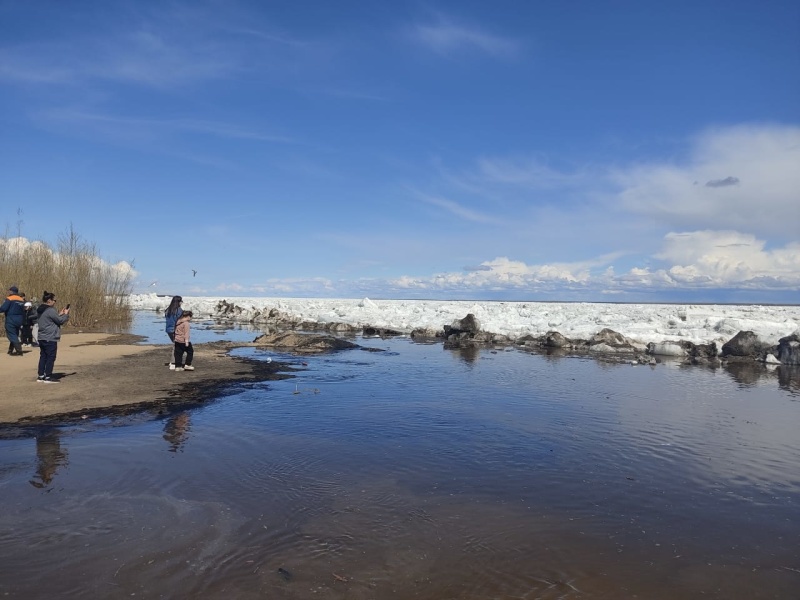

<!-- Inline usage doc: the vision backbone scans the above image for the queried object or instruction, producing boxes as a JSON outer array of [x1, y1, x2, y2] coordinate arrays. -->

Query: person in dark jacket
[[36, 291, 70, 383], [0, 285, 25, 356], [164, 295, 183, 370]]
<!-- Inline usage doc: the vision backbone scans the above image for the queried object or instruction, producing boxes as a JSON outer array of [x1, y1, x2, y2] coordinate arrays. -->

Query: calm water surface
[[1, 313, 798, 598]]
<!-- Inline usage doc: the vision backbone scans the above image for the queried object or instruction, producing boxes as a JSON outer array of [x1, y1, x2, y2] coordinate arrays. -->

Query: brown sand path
[[0, 333, 292, 424]]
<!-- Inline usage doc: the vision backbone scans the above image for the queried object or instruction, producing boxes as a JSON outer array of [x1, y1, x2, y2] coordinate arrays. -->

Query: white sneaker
[[174, 367, 184, 371], [183, 365, 195, 371], [169, 363, 176, 370]]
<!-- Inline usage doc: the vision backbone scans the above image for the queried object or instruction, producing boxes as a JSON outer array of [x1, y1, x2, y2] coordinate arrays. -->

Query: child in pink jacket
[[173, 311, 194, 371]]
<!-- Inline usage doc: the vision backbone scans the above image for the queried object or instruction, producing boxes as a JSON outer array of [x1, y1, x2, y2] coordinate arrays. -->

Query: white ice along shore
[[129, 294, 799, 357]]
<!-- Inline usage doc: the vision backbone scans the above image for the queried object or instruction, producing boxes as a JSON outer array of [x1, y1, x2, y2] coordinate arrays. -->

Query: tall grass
[[0, 227, 134, 335]]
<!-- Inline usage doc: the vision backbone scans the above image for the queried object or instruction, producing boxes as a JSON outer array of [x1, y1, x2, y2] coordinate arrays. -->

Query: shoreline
[[130, 295, 800, 348], [0, 333, 295, 426]]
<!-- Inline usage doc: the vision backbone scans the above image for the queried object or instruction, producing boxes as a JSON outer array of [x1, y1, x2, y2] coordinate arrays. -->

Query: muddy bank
[[0, 333, 296, 425]]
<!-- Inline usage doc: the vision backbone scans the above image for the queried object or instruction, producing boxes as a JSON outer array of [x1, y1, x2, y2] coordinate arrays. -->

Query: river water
[[1, 312, 798, 598]]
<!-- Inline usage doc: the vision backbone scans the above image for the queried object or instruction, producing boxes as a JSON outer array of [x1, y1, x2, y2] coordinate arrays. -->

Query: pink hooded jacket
[[174, 315, 191, 344]]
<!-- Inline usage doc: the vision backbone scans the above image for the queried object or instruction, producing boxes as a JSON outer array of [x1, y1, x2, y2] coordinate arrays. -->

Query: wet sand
[[0, 333, 293, 424]]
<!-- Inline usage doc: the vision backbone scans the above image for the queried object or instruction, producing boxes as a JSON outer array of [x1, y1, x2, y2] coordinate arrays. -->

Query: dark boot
[[7, 342, 13, 355], [12, 342, 24, 356]]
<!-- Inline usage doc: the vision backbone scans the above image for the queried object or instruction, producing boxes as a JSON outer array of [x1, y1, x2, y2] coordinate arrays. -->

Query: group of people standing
[[2, 288, 195, 383], [1, 285, 70, 383]]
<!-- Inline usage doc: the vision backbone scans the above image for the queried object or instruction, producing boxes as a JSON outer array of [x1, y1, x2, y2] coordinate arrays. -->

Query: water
[[1, 315, 798, 599]]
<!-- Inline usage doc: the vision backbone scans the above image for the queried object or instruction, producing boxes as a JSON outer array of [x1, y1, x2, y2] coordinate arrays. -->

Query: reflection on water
[[446, 342, 481, 363], [162, 411, 192, 453], [29, 429, 69, 489], [0, 325, 798, 599], [777, 365, 800, 394], [725, 360, 772, 386], [720, 360, 800, 395]]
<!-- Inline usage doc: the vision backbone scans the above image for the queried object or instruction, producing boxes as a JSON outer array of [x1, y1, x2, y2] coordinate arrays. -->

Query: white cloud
[[655, 230, 800, 288], [409, 123, 800, 296], [612, 124, 800, 239], [430, 124, 799, 240], [385, 231, 800, 295], [390, 254, 613, 291], [1, 236, 137, 281]]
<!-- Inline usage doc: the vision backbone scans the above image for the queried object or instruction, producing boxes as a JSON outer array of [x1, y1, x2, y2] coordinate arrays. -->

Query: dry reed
[[0, 226, 133, 336]]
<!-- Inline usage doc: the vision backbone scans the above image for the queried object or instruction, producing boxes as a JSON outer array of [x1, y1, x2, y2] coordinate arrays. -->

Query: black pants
[[38, 340, 58, 378], [21, 324, 33, 345], [174, 342, 193, 367]]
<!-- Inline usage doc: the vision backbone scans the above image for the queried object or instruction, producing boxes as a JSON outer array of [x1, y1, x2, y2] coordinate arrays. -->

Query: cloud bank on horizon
[[0, 1, 798, 302]]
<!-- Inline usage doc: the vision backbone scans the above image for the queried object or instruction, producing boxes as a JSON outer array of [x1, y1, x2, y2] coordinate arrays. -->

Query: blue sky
[[1, 0, 798, 302]]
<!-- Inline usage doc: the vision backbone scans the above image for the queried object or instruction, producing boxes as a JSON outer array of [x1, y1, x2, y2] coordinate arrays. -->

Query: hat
[[24, 301, 32, 308], [9, 286, 18, 294]]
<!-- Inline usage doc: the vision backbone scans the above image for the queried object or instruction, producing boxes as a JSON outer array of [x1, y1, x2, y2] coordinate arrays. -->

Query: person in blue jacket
[[0, 285, 25, 356], [164, 295, 183, 370]]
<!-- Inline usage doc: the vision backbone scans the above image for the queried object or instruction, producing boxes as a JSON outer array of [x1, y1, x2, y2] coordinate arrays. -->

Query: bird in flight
[[149, 280, 158, 287], [192, 270, 197, 277]]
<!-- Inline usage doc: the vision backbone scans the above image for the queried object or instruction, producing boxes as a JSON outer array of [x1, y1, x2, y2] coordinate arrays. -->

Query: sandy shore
[[0, 333, 292, 424]]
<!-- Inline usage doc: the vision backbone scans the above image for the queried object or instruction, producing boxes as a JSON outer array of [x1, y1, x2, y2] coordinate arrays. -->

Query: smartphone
[[66, 304, 71, 309]]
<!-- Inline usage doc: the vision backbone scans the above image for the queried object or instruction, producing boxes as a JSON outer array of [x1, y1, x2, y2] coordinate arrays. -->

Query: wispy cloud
[[0, 48, 75, 84], [416, 192, 506, 225], [0, 32, 239, 89], [35, 109, 298, 146], [0, 3, 329, 90], [476, 157, 590, 190], [304, 86, 391, 102], [408, 17, 520, 58], [213, 278, 336, 296]]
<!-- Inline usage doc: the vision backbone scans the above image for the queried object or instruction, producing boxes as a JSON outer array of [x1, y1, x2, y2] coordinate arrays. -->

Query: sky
[[1, 0, 798, 303]]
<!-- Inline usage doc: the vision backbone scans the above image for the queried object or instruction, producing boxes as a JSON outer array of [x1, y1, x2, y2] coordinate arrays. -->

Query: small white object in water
[[266, 357, 272, 363]]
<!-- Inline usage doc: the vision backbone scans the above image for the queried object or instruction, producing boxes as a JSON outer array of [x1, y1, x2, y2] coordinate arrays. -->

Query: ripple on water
[[0, 493, 245, 598], [1, 336, 798, 598]]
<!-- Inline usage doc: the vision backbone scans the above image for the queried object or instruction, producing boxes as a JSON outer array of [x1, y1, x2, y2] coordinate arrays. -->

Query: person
[[173, 310, 194, 371], [21, 300, 35, 346], [36, 291, 70, 383], [0, 285, 25, 356], [164, 295, 183, 370]]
